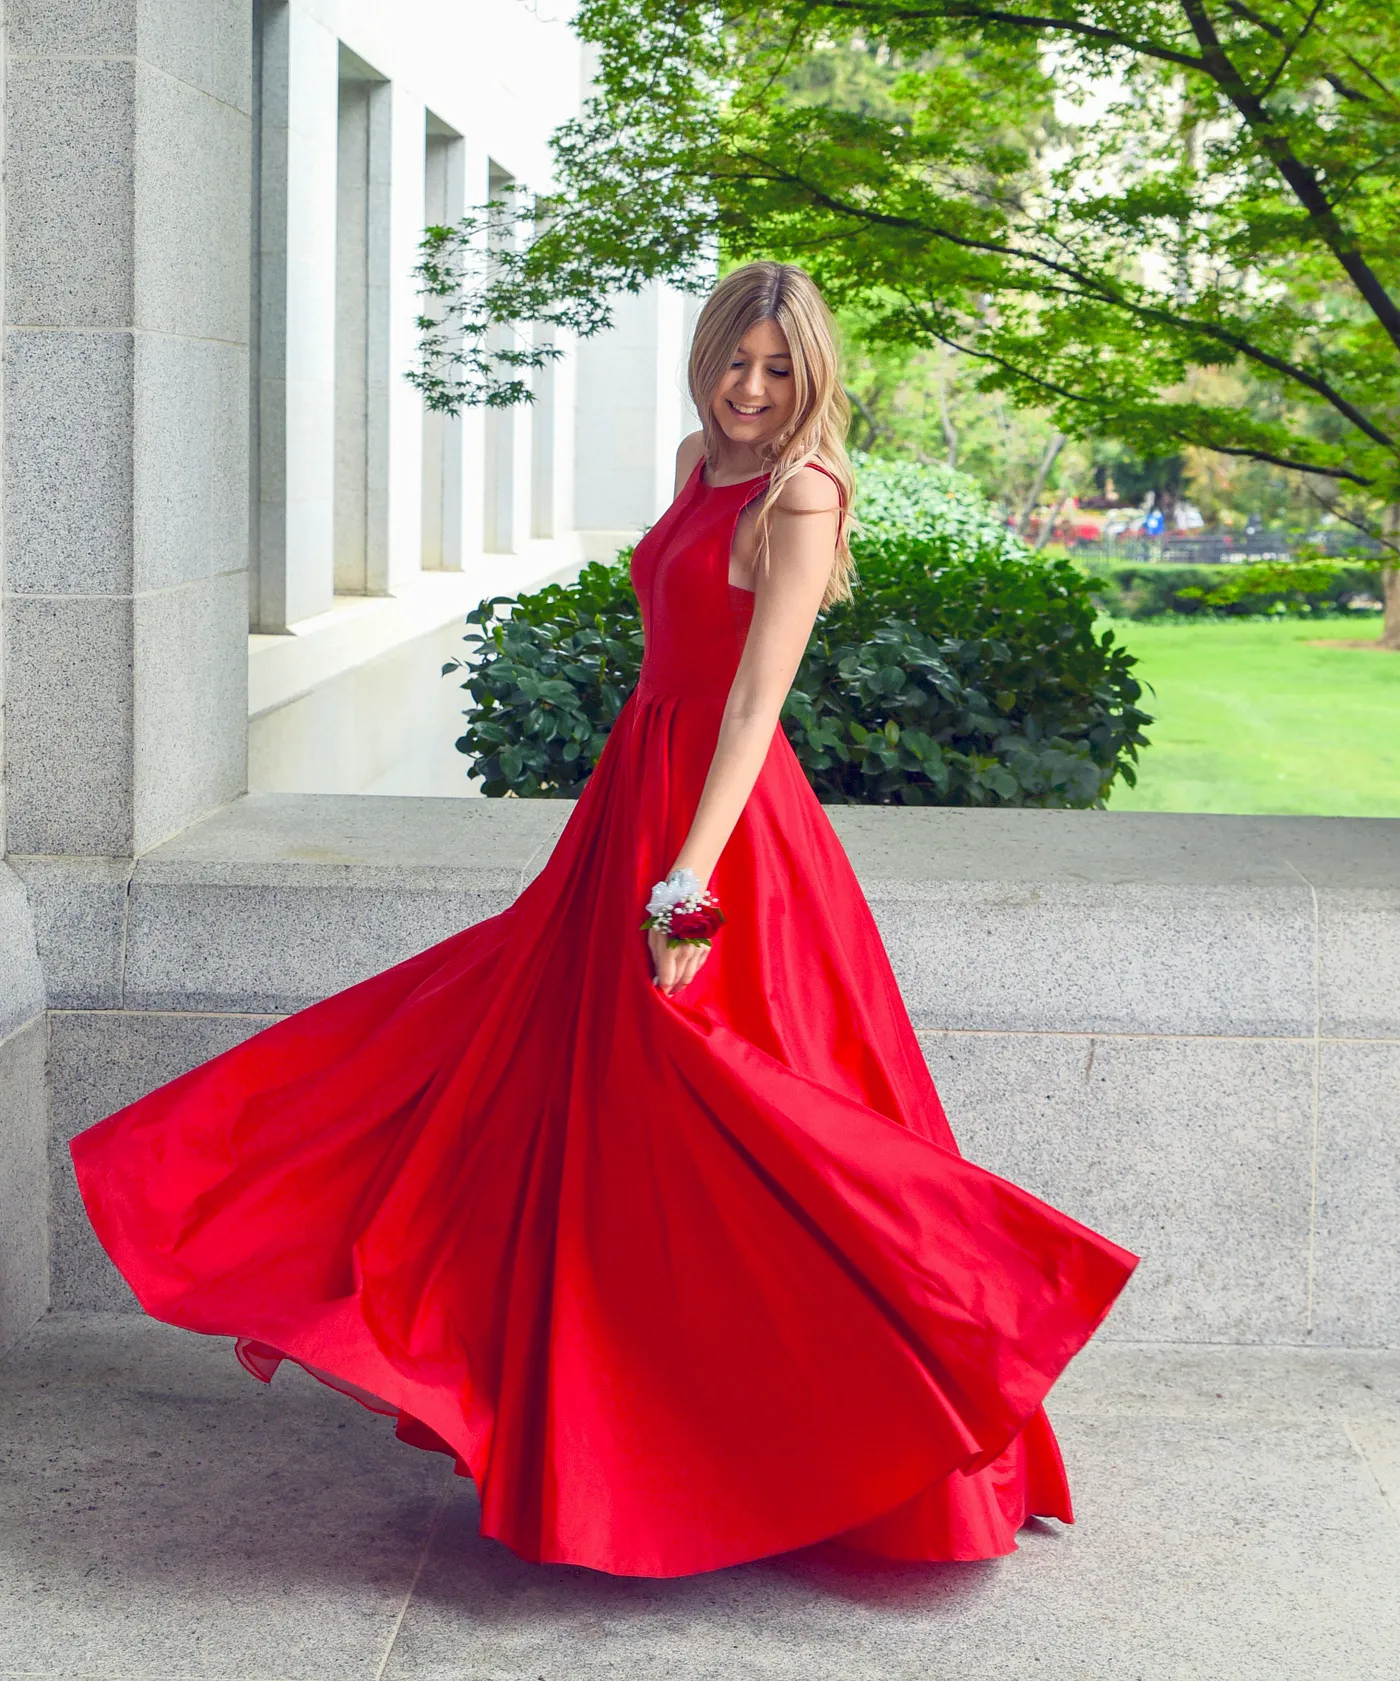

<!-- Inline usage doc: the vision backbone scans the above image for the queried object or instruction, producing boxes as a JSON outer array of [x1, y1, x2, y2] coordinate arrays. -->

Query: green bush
[[1081, 559, 1382, 619], [850, 454, 1029, 567], [783, 617, 1143, 806], [448, 500, 1152, 806], [445, 560, 642, 799], [792, 530, 1150, 803]]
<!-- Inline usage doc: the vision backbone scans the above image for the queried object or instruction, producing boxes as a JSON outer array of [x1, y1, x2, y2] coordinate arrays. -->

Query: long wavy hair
[[688, 262, 855, 607]]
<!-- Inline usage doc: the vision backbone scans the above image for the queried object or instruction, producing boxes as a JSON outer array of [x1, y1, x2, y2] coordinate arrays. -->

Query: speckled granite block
[[1311, 1039, 1400, 1348], [381, 1417, 1400, 1681], [2, 593, 135, 857], [4, 57, 134, 328], [120, 794, 570, 1012], [6, 856, 132, 1011], [1317, 886, 1400, 1042], [3, 1319, 1398, 1681], [131, 570, 248, 855], [5, 0, 136, 55], [874, 879, 1314, 1038], [0, 1314, 449, 1678], [0, 1017, 49, 1353], [133, 334, 249, 592], [0, 867, 46, 1040], [47, 1011, 277, 1310], [920, 1029, 1316, 1344], [133, 59, 250, 341], [3, 329, 134, 594]]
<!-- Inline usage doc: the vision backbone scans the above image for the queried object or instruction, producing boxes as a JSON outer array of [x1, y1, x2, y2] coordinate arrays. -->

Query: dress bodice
[[630, 462, 766, 703]]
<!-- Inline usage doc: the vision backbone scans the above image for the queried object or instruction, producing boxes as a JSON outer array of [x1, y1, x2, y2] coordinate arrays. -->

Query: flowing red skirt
[[72, 685, 1136, 1576]]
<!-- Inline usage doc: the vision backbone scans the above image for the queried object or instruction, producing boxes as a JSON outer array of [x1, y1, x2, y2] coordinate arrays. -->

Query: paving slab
[[1, 1316, 1398, 1681], [0, 1314, 450, 1681], [385, 1416, 1400, 1681]]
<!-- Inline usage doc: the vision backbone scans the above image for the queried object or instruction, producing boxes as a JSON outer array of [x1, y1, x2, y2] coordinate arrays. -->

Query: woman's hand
[[648, 928, 712, 996]]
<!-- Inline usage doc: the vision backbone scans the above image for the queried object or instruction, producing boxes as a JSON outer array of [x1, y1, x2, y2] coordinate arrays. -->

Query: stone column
[[383, 82, 427, 594], [3, 0, 253, 858], [255, 0, 337, 629]]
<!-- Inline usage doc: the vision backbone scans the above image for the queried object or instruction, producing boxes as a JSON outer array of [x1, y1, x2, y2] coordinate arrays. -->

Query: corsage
[[641, 868, 725, 948]]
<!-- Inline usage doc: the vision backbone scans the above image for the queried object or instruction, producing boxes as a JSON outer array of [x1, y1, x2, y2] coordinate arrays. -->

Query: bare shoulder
[[674, 430, 706, 492], [774, 463, 841, 515]]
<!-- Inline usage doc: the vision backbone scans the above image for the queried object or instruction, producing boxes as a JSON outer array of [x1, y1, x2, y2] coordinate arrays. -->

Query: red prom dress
[[72, 463, 1137, 1578]]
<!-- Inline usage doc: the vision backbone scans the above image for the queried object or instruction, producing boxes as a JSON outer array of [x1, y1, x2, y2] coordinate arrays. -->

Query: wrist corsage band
[[642, 868, 725, 948]]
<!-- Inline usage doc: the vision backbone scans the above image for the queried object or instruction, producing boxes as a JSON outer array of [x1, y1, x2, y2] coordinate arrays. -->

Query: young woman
[[72, 262, 1135, 1579]]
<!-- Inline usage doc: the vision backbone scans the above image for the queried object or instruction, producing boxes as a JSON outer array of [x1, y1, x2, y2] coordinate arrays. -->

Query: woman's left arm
[[649, 468, 840, 994]]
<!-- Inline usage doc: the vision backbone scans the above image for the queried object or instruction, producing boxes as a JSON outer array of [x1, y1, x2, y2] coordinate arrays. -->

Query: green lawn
[[1103, 616, 1400, 817]]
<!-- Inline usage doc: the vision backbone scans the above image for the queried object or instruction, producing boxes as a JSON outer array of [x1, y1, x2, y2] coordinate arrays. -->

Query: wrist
[[642, 867, 725, 948]]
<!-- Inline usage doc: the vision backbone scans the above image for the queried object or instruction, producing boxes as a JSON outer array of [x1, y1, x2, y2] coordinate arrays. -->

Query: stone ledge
[[9, 796, 1399, 1036]]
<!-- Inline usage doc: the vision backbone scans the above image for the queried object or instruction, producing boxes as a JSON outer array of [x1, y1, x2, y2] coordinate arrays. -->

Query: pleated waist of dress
[[634, 667, 736, 708]]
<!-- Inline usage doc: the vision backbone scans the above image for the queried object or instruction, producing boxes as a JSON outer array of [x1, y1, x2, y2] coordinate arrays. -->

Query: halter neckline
[[695, 461, 770, 492]]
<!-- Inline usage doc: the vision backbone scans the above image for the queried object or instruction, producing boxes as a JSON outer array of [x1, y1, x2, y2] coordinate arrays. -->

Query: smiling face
[[709, 317, 798, 454]]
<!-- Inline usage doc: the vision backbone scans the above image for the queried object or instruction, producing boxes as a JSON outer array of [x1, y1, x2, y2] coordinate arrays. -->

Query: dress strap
[[801, 460, 846, 509]]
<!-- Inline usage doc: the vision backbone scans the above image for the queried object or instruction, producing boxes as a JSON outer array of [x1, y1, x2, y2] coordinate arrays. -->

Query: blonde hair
[[688, 262, 855, 607]]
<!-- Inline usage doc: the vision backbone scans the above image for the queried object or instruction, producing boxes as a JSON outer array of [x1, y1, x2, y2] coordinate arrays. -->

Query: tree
[[411, 0, 1400, 643]]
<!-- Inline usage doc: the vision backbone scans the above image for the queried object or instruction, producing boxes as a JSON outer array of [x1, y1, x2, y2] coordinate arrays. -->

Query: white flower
[[646, 868, 704, 918]]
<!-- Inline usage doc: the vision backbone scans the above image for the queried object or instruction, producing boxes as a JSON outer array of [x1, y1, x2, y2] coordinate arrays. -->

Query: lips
[[727, 400, 767, 416]]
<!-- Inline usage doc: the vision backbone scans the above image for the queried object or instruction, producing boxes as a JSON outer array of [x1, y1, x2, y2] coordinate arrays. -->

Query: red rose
[[668, 906, 724, 942]]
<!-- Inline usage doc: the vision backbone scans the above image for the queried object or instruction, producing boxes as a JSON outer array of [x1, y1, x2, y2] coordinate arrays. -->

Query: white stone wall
[[250, 0, 699, 795]]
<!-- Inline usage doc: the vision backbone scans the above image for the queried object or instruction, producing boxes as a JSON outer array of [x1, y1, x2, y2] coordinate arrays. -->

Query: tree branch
[[1259, 0, 1322, 100], [814, 2, 1210, 70], [1322, 72, 1371, 105], [1303, 484, 1400, 559], [909, 312, 1377, 485], [1278, 0, 1400, 108], [1019, 431, 1066, 530], [727, 153, 1400, 452], [1201, 439, 1374, 485], [937, 372, 959, 468], [811, 1, 1400, 347], [1222, 0, 1284, 42], [1178, 0, 1400, 355], [846, 385, 884, 450]]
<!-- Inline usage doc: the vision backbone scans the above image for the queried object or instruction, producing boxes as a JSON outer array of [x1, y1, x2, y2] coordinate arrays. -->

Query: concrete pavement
[[2, 1314, 1398, 1680]]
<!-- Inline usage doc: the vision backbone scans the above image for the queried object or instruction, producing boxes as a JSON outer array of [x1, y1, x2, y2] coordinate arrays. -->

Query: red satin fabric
[[71, 463, 1136, 1577]]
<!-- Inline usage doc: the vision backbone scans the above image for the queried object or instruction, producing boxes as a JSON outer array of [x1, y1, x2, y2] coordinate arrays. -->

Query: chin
[[717, 418, 779, 448]]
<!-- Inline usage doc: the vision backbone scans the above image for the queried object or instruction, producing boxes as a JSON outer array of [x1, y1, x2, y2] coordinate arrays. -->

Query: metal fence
[[1068, 531, 1385, 566]]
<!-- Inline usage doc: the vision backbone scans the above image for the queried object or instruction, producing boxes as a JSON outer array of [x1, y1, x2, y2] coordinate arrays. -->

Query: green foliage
[[1083, 561, 1384, 620], [784, 613, 1147, 806], [1176, 558, 1384, 615], [448, 462, 1151, 806], [412, 0, 1400, 572], [444, 560, 642, 798], [849, 454, 1027, 564], [812, 483, 1152, 801]]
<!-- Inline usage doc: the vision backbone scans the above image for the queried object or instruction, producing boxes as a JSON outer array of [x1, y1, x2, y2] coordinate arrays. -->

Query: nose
[[738, 364, 766, 399]]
